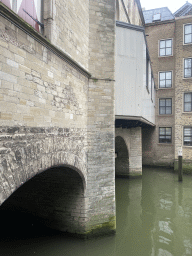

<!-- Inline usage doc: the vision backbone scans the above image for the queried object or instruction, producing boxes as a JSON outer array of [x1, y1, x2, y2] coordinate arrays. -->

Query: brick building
[[143, 2, 192, 172]]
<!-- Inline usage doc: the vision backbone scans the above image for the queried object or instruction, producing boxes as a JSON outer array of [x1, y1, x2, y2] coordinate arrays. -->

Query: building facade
[[115, 0, 156, 177], [143, 2, 192, 172]]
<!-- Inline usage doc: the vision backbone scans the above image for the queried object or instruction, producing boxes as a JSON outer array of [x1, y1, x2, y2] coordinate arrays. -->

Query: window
[[184, 93, 192, 112], [184, 24, 192, 44], [159, 39, 172, 56], [159, 98, 172, 115], [184, 127, 192, 146], [184, 58, 192, 78], [159, 71, 172, 88], [146, 51, 150, 91], [1, 0, 43, 32], [159, 127, 172, 143], [153, 13, 161, 22]]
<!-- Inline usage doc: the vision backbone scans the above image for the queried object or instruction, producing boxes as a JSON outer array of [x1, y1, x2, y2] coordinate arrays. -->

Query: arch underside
[[0, 166, 86, 234], [115, 135, 129, 176]]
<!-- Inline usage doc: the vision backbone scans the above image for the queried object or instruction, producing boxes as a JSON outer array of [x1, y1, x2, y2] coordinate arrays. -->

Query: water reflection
[[1, 168, 192, 256]]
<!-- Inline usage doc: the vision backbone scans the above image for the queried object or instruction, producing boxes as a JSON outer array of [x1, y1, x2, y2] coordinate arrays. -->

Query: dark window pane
[[160, 99, 165, 106]]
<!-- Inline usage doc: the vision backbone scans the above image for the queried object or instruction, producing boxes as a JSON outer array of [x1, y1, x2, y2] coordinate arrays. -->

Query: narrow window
[[184, 93, 192, 112], [146, 51, 150, 91], [184, 24, 192, 44], [159, 98, 172, 115], [159, 39, 172, 56], [159, 127, 172, 143], [184, 58, 192, 78], [159, 71, 172, 88], [12, 0, 17, 13], [184, 127, 192, 146]]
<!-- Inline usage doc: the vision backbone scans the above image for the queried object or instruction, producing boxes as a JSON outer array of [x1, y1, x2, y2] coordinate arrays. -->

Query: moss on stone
[[83, 216, 116, 239], [174, 160, 192, 174]]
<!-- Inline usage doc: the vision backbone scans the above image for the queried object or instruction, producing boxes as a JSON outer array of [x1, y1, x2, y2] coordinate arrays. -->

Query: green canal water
[[1, 167, 192, 256]]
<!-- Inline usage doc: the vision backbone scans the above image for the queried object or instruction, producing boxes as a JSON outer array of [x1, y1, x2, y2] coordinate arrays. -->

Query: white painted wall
[[115, 25, 155, 124]]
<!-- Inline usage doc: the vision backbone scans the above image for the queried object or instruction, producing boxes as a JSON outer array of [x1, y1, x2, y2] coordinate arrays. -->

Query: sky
[[140, 0, 189, 13]]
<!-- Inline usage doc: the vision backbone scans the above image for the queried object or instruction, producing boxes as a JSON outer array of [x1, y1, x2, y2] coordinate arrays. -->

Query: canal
[[1, 167, 192, 256]]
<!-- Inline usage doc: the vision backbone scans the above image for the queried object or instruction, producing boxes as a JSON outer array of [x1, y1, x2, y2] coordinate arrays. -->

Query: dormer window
[[153, 13, 161, 22]]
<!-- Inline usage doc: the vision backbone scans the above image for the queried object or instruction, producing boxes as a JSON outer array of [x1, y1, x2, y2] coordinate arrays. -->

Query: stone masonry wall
[[85, 0, 116, 236], [0, 16, 88, 129], [44, 0, 89, 70], [116, 127, 142, 177], [0, 13, 89, 235], [117, 0, 142, 26]]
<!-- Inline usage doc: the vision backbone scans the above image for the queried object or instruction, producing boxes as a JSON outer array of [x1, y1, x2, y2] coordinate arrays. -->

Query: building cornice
[[115, 115, 155, 127], [116, 21, 144, 32], [145, 19, 175, 27]]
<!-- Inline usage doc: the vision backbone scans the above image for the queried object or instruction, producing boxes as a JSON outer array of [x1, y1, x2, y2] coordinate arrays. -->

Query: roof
[[143, 7, 174, 24], [173, 1, 192, 17]]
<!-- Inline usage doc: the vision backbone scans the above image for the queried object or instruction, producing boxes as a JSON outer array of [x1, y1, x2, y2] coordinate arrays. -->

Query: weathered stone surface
[[0, 0, 116, 237]]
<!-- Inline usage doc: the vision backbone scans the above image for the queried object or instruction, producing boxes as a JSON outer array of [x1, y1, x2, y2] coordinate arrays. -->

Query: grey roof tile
[[143, 7, 174, 24]]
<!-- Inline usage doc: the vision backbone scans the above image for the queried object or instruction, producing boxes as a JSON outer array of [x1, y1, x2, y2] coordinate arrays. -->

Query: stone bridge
[[0, 0, 116, 238]]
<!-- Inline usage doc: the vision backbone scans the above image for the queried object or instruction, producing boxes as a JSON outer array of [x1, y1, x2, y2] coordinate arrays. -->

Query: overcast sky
[[140, 0, 189, 13]]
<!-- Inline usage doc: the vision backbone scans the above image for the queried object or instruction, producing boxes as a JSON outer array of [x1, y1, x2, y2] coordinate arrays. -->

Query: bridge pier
[[115, 127, 142, 178], [0, 0, 116, 238]]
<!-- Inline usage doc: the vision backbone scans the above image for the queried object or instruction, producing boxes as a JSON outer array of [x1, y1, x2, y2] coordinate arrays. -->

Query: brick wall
[[144, 21, 175, 166], [175, 16, 192, 164]]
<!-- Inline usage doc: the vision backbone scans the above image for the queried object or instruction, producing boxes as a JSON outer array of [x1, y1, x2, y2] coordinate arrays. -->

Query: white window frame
[[183, 92, 192, 112], [159, 98, 172, 115], [159, 39, 173, 57], [158, 71, 173, 89], [184, 23, 192, 45], [184, 58, 192, 78], [159, 127, 172, 144], [183, 127, 192, 146]]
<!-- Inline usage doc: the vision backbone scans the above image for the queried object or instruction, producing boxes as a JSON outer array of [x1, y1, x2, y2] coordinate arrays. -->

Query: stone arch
[[116, 0, 120, 20], [0, 130, 87, 206], [115, 127, 142, 178], [0, 165, 86, 235], [115, 135, 129, 176]]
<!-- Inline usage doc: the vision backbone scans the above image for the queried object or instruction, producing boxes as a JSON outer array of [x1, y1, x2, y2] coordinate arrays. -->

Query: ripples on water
[[1, 167, 192, 256]]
